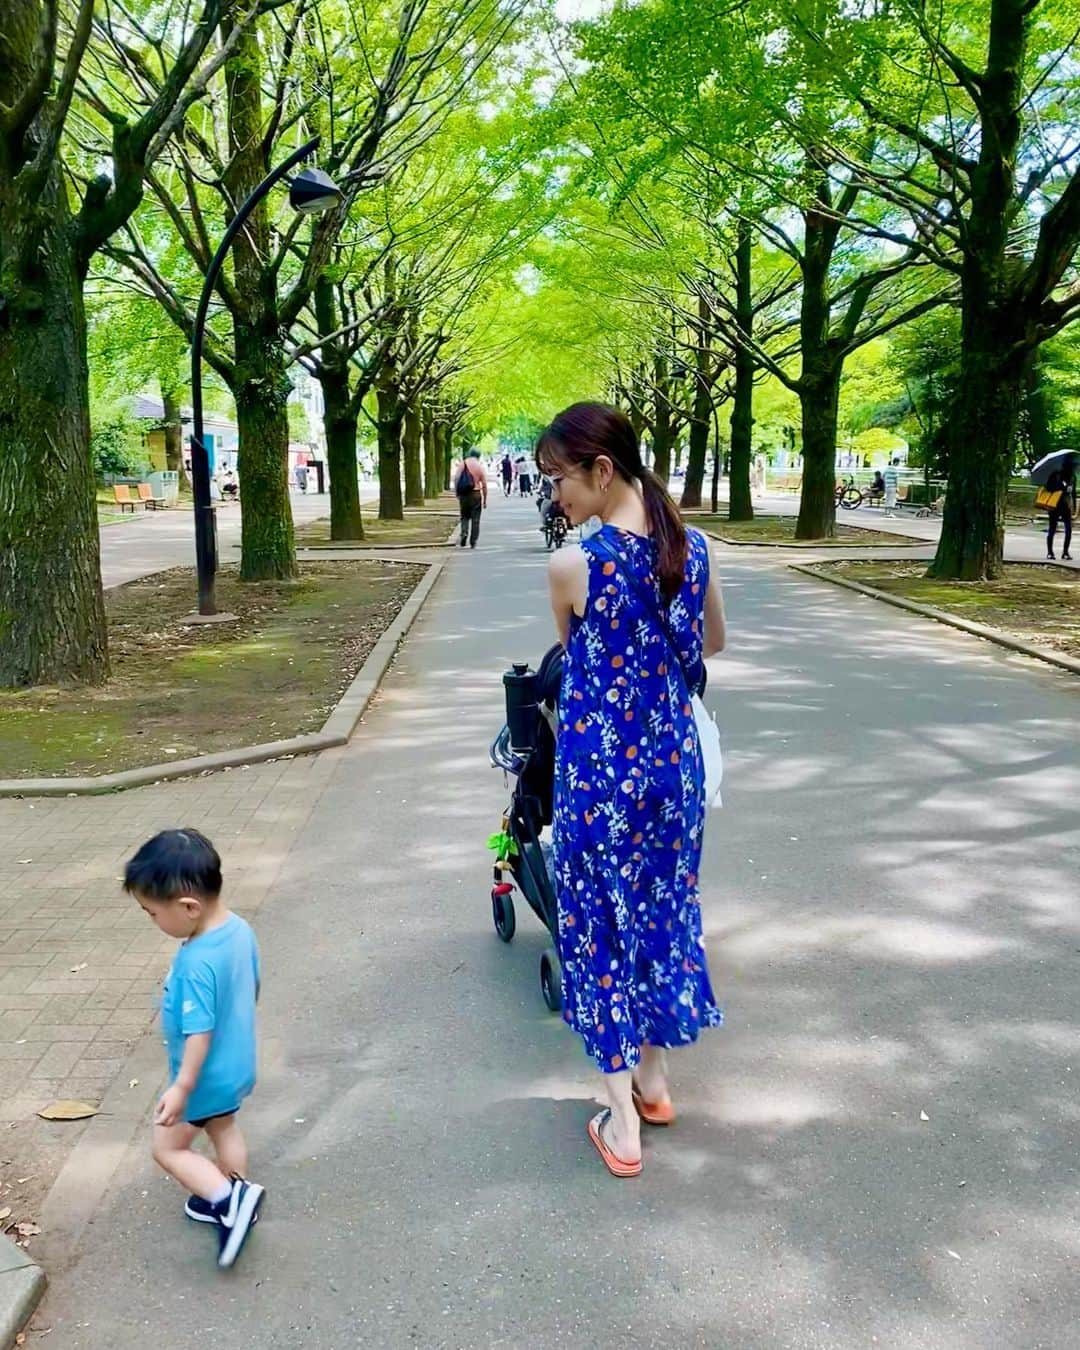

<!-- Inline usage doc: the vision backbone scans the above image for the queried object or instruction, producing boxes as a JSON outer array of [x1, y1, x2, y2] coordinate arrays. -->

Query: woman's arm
[[548, 545, 588, 648], [702, 563, 726, 657]]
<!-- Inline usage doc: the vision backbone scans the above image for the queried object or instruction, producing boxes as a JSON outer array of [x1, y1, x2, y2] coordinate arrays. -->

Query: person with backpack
[[454, 451, 488, 548]]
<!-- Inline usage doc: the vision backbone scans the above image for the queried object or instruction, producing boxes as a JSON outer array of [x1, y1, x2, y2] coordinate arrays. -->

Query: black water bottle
[[504, 662, 538, 755]]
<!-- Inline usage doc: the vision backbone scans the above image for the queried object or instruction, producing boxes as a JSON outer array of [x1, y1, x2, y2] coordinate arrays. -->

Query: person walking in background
[[1046, 453, 1076, 560], [454, 450, 488, 548], [883, 458, 900, 516], [516, 454, 533, 496], [501, 452, 513, 496], [538, 401, 727, 1178]]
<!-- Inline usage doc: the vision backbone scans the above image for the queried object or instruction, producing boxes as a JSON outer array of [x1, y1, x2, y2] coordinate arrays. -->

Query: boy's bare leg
[[153, 1122, 231, 1200], [204, 1113, 248, 1178]]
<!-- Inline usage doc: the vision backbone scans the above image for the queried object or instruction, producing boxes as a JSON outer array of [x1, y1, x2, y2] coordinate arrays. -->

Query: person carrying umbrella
[[1032, 450, 1077, 561]]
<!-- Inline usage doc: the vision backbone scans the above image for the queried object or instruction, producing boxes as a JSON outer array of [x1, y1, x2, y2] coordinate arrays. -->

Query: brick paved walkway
[[0, 749, 343, 1199]]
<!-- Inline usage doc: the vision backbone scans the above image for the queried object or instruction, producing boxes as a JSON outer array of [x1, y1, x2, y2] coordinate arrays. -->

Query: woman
[[1046, 454, 1075, 561], [538, 402, 726, 1178]]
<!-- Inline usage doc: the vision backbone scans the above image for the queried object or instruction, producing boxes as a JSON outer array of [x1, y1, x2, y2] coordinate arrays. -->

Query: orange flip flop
[[588, 1109, 642, 1178], [632, 1085, 676, 1126]]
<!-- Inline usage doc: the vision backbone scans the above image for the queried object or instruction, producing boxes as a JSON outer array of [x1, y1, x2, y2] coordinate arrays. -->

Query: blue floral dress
[[552, 524, 723, 1073]]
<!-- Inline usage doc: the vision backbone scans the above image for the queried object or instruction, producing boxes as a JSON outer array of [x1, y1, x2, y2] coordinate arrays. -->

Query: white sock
[[208, 1181, 232, 1207]]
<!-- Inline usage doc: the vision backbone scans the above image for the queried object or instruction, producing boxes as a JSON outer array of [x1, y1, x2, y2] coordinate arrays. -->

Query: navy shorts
[[188, 1107, 239, 1129]]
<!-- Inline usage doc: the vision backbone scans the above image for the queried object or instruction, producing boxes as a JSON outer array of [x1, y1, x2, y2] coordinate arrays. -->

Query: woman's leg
[[1048, 511, 1058, 556], [1063, 508, 1073, 557], [634, 1043, 672, 1105], [204, 1112, 248, 1178], [152, 1122, 231, 1200], [601, 1069, 641, 1163]]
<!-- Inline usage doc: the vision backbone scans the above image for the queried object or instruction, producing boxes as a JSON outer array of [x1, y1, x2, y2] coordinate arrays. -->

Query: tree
[[0, 0, 253, 686], [822, 0, 1080, 577], [110, 0, 527, 575]]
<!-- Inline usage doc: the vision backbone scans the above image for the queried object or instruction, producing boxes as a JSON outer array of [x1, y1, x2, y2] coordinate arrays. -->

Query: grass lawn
[[0, 560, 425, 779], [812, 560, 1080, 659], [684, 514, 925, 546], [296, 498, 457, 548]]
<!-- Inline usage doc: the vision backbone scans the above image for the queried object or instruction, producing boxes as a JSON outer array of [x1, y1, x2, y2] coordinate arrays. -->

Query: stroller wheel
[[492, 886, 516, 943], [540, 948, 562, 1013]]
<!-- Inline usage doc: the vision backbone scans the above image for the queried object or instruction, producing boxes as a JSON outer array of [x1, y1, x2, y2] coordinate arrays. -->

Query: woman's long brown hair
[[536, 402, 688, 600]]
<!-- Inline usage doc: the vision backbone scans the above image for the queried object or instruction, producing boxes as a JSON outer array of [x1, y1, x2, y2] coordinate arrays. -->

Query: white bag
[[692, 692, 723, 808]]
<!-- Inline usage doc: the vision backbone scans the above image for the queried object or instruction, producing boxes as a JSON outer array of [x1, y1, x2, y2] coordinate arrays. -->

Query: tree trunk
[[929, 326, 1025, 580], [794, 200, 840, 540], [423, 409, 438, 499], [234, 326, 296, 579], [0, 231, 108, 686], [225, 21, 295, 580], [651, 352, 674, 483], [403, 402, 424, 507], [710, 419, 723, 515], [795, 370, 841, 539], [681, 295, 713, 509], [377, 386, 404, 520], [728, 220, 755, 522], [321, 366, 364, 541], [929, 1, 1028, 580], [442, 420, 456, 491], [161, 385, 189, 494], [0, 64, 107, 685]]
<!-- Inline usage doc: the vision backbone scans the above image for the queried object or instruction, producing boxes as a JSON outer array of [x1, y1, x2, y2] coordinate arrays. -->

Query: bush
[[92, 417, 150, 479]]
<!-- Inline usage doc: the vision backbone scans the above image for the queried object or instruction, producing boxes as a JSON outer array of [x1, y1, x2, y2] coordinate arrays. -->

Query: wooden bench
[[138, 482, 166, 510], [112, 484, 141, 513]]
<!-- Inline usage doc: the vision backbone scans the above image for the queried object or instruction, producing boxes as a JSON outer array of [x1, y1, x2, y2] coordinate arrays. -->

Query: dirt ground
[[296, 500, 457, 548], [686, 513, 925, 546], [0, 561, 426, 779], [812, 560, 1080, 658]]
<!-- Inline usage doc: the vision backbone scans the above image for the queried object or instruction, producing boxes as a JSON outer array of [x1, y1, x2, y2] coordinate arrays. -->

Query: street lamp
[[189, 135, 342, 616]]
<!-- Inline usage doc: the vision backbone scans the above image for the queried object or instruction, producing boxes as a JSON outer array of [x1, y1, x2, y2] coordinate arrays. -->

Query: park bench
[[137, 482, 166, 510], [112, 484, 141, 513]]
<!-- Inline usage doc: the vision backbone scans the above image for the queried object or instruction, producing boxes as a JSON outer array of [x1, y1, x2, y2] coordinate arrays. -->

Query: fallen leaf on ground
[[0, 1206, 11, 1221], [128, 1079, 139, 1089], [919, 1110, 930, 1121], [16, 1222, 40, 1237], [69, 963, 88, 973], [37, 1100, 98, 1121], [947, 1249, 961, 1261]]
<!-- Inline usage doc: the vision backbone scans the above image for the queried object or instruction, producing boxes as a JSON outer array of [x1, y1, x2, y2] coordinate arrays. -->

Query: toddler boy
[[124, 828, 264, 1268]]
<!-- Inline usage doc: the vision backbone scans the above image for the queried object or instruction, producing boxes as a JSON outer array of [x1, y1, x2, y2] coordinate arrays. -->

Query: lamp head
[[289, 166, 343, 215]]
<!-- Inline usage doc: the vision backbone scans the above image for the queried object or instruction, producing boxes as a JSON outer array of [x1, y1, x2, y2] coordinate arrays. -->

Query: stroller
[[489, 644, 564, 1011]]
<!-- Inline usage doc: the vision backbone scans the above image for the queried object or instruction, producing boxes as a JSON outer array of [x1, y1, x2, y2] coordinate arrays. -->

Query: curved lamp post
[[189, 135, 342, 615]]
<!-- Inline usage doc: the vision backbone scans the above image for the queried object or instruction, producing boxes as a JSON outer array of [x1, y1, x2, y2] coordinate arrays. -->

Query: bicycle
[[834, 475, 863, 510], [542, 506, 568, 550]]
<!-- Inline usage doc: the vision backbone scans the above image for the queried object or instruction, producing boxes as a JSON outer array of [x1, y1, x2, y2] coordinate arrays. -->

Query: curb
[[0, 1235, 45, 1350], [791, 562, 1080, 677], [0, 555, 448, 798], [695, 524, 927, 550]]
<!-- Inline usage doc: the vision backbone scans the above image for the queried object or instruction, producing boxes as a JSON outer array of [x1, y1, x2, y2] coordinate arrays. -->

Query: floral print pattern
[[553, 524, 723, 1073]]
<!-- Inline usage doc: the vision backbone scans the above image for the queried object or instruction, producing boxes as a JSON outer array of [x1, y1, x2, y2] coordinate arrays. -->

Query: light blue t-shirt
[[161, 913, 260, 1123]]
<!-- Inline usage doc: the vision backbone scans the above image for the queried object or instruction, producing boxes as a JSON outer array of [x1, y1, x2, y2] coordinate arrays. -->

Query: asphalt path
[[98, 490, 360, 589], [44, 494, 1080, 1348]]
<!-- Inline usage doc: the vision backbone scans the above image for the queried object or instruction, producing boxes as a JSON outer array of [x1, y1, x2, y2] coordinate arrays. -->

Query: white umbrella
[[1030, 449, 1076, 485]]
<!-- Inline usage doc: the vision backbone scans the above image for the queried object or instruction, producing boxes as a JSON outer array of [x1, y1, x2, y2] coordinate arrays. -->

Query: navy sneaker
[[184, 1195, 219, 1224], [186, 1193, 259, 1227], [216, 1177, 265, 1269]]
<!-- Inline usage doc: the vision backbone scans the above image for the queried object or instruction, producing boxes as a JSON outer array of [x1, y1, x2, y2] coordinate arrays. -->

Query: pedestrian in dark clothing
[[1046, 455, 1076, 560], [454, 454, 488, 548]]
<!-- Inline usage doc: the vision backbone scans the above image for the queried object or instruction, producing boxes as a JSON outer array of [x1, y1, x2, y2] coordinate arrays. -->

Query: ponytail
[[537, 401, 689, 600], [640, 468, 688, 602]]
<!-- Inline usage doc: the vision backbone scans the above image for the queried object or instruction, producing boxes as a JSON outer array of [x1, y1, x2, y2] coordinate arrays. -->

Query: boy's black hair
[[123, 829, 222, 903]]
